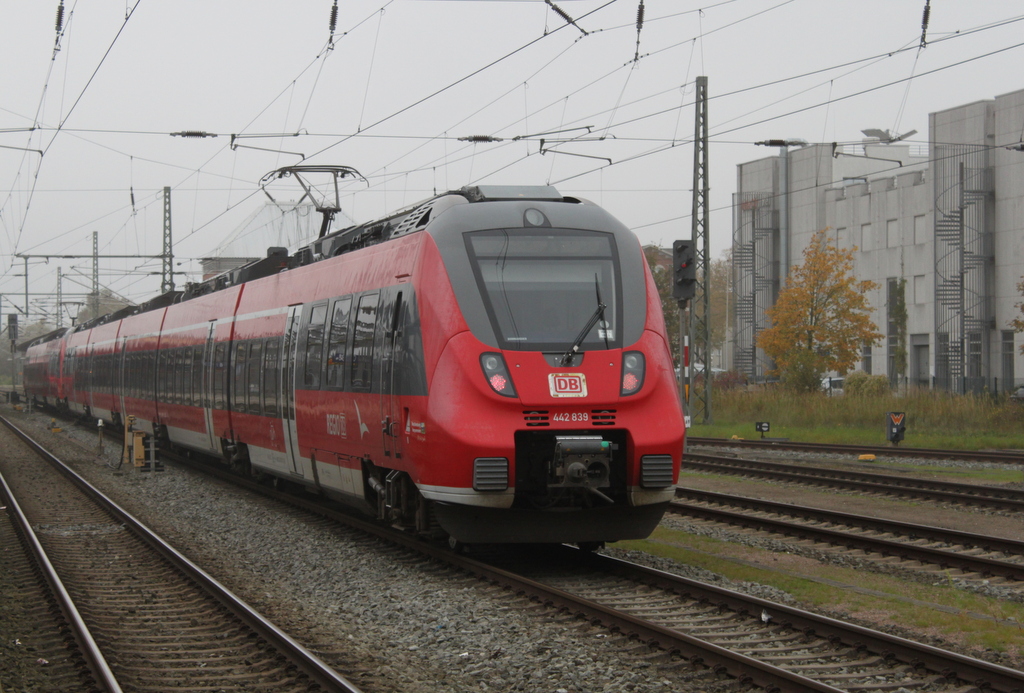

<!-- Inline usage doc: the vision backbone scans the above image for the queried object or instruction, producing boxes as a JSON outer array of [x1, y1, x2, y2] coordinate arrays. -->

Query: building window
[[886, 219, 899, 247], [886, 278, 906, 386], [861, 342, 872, 375], [968, 332, 983, 391], [1003, 330, 1015, 392], [913, 275, 926, 304], [913, 214, 927, 245], [860, 223, 872, 251], [911, 334, 930, 389]]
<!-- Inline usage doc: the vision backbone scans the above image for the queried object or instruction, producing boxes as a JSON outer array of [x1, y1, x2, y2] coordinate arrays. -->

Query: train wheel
[[447, 535, 465, 553]]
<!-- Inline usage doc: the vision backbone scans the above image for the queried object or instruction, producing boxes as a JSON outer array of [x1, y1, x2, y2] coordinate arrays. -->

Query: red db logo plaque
[[549, 373, 587, 398]]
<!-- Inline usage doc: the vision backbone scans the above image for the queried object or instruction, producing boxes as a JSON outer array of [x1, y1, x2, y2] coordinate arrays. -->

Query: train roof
[[28, 184, 586, 340], [18, 326, 71, 352], [180, 184, 579, 302]]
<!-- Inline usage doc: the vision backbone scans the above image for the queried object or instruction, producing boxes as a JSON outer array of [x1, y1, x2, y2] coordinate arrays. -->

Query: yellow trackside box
[[133, 431, 147, 467]]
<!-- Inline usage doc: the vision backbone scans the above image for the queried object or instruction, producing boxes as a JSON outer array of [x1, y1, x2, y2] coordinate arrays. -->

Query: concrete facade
[[732, 87, 1024, 394]]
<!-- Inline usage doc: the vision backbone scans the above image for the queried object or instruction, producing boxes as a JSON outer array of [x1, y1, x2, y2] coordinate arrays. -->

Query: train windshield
[[465, 229, 621, 352]]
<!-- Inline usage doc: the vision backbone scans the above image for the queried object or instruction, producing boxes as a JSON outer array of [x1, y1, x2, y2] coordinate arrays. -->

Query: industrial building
[[732, 87, 1024, 394]]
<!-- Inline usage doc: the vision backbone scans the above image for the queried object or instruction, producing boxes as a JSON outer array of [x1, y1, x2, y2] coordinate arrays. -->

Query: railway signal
[[886, 411, 906, 445], [671, 240, 696, 302]]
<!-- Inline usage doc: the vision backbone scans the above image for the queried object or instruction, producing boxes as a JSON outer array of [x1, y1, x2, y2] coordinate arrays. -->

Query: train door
[[202, 322, 217, 451], [380, 290, 404, 459], [280, 305, 303, 475]]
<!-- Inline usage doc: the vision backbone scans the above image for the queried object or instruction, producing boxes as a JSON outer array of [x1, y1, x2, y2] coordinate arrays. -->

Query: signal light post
[[672, 240, 697, 302], [673, 239, 697, 422], [7, 314, 16, 390]]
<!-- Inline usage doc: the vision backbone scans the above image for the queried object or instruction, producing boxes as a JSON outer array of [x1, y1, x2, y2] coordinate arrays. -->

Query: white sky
[[2, 0, 1023, 323]]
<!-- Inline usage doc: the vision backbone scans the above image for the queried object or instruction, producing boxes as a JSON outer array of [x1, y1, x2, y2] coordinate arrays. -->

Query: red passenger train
[[22, 184, 685, 545]]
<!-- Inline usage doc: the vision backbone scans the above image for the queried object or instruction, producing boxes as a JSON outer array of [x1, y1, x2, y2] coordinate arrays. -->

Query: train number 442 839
[[552, 412, 589, 422]]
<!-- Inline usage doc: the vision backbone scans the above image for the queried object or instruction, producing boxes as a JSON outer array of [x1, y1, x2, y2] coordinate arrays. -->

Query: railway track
[[683, 451, 1024, 512], [671, 488, 1024, 585], [0, 474, 93, 691], [0, 414, 361, 693], [689, 436, 1024, 465], [155, 448, 1024, 692]]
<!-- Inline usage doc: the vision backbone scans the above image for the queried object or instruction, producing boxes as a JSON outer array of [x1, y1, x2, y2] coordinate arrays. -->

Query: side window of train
[[247, 340, 262, 416], [157, 349, 170, 402], [263, 337, 280, 417], [183, 348, 194, 407], [168, 350, 176, 403], [146, 350, 156, 400], [192, 346, 203, 407], [303, 303, 328, 389], [351, 292, 379, 393], [232, 341, 247, 414], [213, 343, 228, 410], [181, 347, 190, 405], [129, 352, 138, 399], [325, 296, 352, 390], [172, 348, 182, 405]]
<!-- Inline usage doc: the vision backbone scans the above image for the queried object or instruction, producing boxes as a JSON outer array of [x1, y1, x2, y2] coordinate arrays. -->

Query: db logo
[[549, 373, 588, 398]]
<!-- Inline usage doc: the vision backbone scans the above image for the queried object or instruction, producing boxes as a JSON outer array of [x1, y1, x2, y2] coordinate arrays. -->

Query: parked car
[[821, 376, 844, 395]]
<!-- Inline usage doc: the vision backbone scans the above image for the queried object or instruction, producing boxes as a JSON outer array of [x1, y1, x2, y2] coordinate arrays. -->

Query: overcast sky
[[2, 0, 1023, 323]]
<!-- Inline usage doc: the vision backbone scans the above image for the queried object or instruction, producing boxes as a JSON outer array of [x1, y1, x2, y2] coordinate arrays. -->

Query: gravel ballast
[[7, 410, 746, 693]]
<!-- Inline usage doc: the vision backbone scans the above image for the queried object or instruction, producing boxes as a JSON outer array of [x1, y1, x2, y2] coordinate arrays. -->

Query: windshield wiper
[[560, 300, 605, 366]]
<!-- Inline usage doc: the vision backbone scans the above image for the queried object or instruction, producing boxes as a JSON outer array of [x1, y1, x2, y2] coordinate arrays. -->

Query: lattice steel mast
[[688, 76, 712, 424]]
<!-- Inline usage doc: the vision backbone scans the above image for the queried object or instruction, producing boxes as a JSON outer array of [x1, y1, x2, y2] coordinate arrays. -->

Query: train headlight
[[620, 351, 645, 396], [480, 353, 517, 397]]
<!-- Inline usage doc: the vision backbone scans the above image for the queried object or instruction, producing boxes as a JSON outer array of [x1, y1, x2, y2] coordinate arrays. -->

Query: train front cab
[[418, 189, 685, 544]]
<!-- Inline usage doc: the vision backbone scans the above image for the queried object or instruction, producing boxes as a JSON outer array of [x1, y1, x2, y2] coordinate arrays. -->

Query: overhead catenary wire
[[243, 14, 1024, 229], [9, 0, 144, 265], [367, 24, 1016, 195], [5, 3, 1024, 309], [304, 0, 616, 163]]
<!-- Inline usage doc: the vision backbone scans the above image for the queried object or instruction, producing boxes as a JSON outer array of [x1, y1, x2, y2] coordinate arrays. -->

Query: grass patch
[[613, 525, 1024, 655], [693, 388, 1024, 450]]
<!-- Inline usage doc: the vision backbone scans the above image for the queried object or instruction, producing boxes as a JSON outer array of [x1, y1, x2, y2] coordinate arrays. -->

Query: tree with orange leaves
[[759, 230, 882, 392]]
